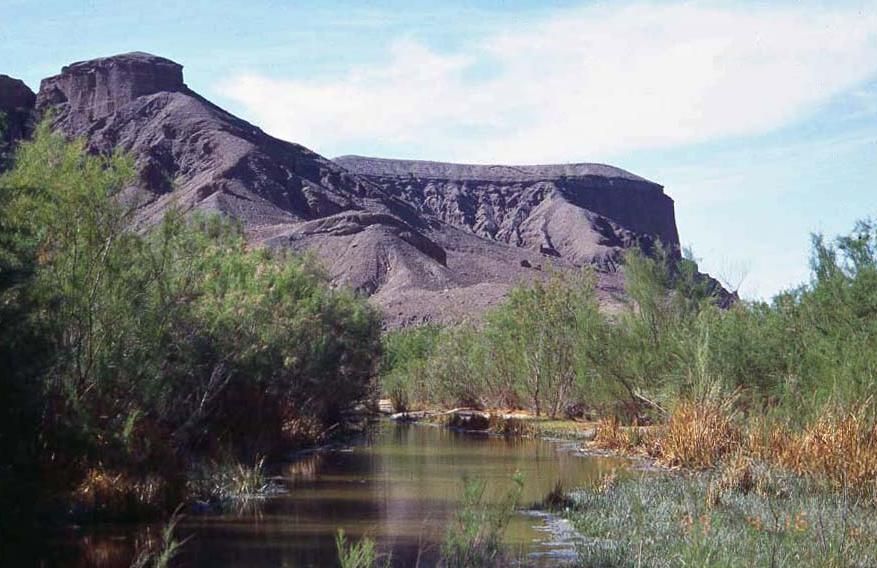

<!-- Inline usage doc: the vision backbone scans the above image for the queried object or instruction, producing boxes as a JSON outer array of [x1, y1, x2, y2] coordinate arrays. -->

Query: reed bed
[[594, 400, 877, 500]]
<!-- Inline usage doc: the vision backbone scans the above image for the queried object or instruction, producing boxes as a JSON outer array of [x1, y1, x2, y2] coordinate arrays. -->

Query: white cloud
[[218, 1, 877, 163]]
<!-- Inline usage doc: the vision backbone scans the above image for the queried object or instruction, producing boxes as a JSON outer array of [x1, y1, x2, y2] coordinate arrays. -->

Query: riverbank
[[385, 403, 877, 566], [559, 463, 877, 567]]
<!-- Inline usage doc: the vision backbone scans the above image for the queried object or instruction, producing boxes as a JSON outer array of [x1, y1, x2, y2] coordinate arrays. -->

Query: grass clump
[[335, 530, 390, 568], [488, 415, 536, 437], [441, 473, 524, 567], [770, 406, 877, 500], [71, 469, 171, 522], [130, 507, 188, 568], [568, 471, 877, 568], [657, 399, 741, 470], [187, 456, 271, 503]]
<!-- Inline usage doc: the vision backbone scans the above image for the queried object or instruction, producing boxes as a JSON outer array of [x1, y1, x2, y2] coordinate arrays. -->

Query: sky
[[2, 0, 876, 299]]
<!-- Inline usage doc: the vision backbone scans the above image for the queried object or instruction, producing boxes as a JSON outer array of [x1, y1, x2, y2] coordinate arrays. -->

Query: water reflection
[[45, 422, 624, 567]]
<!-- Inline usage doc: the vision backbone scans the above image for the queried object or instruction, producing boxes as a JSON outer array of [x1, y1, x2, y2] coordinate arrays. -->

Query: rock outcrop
[[335, 156, 679, 270], [11, 52, 725, 326], [0, 74, 36, 167]]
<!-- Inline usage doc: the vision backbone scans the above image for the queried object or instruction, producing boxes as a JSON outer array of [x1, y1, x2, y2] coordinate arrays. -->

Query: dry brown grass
[[770, 409, 877, 499], [593, 416, 624, 449], [599, 398, 877, 500], [73, 468, 167, 519], [655, 400, 741, 469], [488, 415, 536, 437], [591, 416, 656, 455]]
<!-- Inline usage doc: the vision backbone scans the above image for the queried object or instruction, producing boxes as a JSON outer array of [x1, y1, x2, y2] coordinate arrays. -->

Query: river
[[42, 422, 624, 567]]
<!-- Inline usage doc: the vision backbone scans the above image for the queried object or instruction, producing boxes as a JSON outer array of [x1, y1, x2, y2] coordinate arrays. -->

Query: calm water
[[41, 422, 624, 567]]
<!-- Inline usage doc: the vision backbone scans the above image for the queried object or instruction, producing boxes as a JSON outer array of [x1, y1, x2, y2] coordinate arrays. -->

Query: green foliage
[[379, 271, 603, 417], [0, 121, 382, 521], [335, 529, 390, 568], [441, 473, 524, 568], [187, 456, 269, 503], [383, 220, 877, 430], [381, 325, 442, 411], [485, 269, 602, 416], [569, 471, 877, 567]]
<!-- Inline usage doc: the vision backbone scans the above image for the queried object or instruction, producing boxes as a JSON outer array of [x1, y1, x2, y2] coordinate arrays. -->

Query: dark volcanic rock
[[36, 52, 186, 133], [0, 74, 35, 111], [24, 52, 725, 326], [35, 52, 386, 227], [334, 155, 680, 268], [0, 74, 36, 167]]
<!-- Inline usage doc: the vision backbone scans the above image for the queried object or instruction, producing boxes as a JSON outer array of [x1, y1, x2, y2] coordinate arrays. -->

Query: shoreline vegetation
[[0, 123, 382, 544], [379, 220, 877, 501], [2, 122, 876, 566], [376, 200, 877, 564]]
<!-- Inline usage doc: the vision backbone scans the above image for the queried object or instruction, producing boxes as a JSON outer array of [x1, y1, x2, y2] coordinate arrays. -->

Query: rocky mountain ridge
[[1, 52, 728, 326], [335, 155, 679, 271]]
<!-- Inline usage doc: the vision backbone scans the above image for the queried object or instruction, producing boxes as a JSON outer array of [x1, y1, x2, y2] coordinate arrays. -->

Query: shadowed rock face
[[8, 52, 725, 326], [0, 74, 36, 167]]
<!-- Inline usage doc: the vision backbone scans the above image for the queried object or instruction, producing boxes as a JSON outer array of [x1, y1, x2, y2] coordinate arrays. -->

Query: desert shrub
[[486, 269, 601, 417], [378, 271, 606, 416], [425, 325, 489, 408], [0, 122, 382, 521], [567, 245, 722, 425], [380, 325, 442, 410]]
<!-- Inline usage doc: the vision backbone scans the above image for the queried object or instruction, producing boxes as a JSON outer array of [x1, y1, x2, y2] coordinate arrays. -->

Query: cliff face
[[36, 52, 187, 133], [0, 74, 36, 167], [34, 52, 383, 225], [6, 52, 723, 326], [335, 156, 680, 269]]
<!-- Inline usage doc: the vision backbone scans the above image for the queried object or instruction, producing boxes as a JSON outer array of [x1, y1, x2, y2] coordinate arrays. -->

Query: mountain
[[334, 156, 679, 270], [0, 74, 35, 165], [3, 52, 728, 326]]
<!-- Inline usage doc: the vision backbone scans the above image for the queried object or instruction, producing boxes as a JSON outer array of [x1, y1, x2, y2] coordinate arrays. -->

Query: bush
[[0, 121, 382, 521], [441, 473, 523, 567], [335, 530, 389, 568], [657, 399, 741, 470]]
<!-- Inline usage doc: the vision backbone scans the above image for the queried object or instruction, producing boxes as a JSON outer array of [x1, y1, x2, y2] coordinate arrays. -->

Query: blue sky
[[3, 0, 876, 298]]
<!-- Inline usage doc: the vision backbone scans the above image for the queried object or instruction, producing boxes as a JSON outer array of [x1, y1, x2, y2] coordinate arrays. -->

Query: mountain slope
[[4, 52, 724, 326]]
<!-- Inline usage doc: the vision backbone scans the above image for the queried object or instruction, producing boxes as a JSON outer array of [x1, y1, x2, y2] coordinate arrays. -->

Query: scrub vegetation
[[378, 202, 877, 566], [0, 123, 382, 535], [566, 467, 877, 568], [380, 218, 877, 499], [3, 121, 876, 567]]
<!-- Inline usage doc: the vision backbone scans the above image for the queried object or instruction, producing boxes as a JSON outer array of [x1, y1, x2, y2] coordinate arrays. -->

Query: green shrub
[[0, 121, 382, 521], [441, 473, 523, 567], [335, 530, 389, 568]]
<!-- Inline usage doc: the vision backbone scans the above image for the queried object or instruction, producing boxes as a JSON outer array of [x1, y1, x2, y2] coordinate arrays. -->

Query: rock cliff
[[0, 74, 36, 167], [335, 156, 680, 270], [4, 52, 726, 326]]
